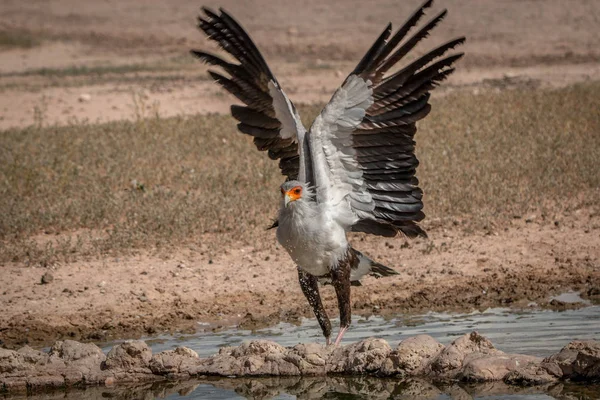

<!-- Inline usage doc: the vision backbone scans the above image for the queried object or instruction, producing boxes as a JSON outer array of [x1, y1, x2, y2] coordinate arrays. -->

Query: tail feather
[[369, 259, 399, 278], [317, 248, 399, 286], [351, 248, 398, 281]]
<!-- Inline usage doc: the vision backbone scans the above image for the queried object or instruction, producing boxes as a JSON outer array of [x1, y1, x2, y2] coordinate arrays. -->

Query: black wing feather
[[192, 8, 300, 180], [346, 0, 464, 239]]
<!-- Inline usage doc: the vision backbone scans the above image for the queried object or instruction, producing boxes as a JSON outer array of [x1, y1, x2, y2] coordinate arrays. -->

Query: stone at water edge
[[542, 340, 600, 380], [2, 333, 600, 394], [149, 346, 201, 375], [328, 338, 392, 374], [380, 334, 445, 376], [103, 340, 152, 373]]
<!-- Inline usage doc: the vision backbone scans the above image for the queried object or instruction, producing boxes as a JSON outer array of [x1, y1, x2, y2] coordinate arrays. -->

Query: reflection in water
[[9, 377, 600, 400]]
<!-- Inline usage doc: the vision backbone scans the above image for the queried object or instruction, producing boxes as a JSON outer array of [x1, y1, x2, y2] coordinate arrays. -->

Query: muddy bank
[[2, 212, 599, 350], [1, 333, 599, 395]]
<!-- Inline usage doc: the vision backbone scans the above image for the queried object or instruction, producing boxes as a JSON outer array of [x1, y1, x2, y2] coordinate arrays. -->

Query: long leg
[[298, 268, 332, 344], [330, 255, 352, 345]]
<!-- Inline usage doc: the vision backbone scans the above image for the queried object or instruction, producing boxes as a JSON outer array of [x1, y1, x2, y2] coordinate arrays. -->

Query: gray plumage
[[192, 0, 464, 344]]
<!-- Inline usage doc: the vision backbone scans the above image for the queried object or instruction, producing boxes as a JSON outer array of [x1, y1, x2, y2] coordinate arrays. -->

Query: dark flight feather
[[192, 8, 302, 180]]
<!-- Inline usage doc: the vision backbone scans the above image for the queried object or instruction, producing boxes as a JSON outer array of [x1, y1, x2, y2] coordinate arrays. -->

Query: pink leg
[[333, 326, 349, 346], [326, 337, 331, 346]]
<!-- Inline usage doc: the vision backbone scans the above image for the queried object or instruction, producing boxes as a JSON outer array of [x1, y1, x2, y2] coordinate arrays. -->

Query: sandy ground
[[1, 0, 600, 130], [1, 0, 599, 348], [1, 210, 599, 348]]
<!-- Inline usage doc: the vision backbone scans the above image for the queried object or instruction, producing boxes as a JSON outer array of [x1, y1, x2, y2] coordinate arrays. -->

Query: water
[[105, 304, 599, 359], [11, 378, 600, 400], [21, 304, 600, 399]]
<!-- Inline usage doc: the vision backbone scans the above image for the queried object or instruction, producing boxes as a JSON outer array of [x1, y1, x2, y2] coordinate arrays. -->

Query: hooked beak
[[283, 187, 302, 207]]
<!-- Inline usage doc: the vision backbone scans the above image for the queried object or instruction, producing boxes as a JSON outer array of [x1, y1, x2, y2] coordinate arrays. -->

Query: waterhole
[[21, 298, 600, 399]]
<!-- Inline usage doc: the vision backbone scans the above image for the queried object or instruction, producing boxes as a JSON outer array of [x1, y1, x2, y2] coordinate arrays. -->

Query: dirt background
[[1, 0, 600, 129], [1, 0, 599, 348]]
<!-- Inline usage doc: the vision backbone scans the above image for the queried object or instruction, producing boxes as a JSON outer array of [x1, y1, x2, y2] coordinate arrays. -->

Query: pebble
[[41, 272, 54, 284]]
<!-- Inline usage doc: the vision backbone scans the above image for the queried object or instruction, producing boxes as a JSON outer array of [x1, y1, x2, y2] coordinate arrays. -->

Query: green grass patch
[[1, 63, 174, 78], [0, 59, 210, 92], [0, 73, 209, 93], [1, 82, 599, 265], [0, 30, 40, 49]]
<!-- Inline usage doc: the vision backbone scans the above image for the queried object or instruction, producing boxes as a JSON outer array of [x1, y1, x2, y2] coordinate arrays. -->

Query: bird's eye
[[294, 188, 301, 195]]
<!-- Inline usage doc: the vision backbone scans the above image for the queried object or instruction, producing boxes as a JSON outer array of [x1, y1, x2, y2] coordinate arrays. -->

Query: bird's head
[[280, 180, 309, 208]]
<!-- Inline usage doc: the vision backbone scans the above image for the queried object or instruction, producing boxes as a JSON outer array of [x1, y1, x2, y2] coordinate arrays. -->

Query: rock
[[199, 340, 299, 376], [284, 343, 329, 375], [78, 93, 92, 103], [543, 340, 600, 380], [460, 353, 541, 382], [17, 345, 49, 365], [430, 332, 500, 378], [149, 346, 200, 376], [175, 346, 199, 359], [2, 342, 105, 392], [232, 340, 297, 376], [347, 338, 391, 374], [24, 375, 66, 390], [504, 362, 558, 385], [103, 340, 152, 373], [231, 340, 286, 358], [0, 348, 25, 374], [381, 334, 445, 376], [49, 340, 105, 364], [41, 271, 54, 284], [542, 348, 577, 378], [1, 335, 599, 394], [49, 340, 105, 377], [329, 338, 391, 374]]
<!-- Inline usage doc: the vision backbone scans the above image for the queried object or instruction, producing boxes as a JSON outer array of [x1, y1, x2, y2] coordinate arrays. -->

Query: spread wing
[[191, 7, 307, 181], [309, 0, 465, 238]]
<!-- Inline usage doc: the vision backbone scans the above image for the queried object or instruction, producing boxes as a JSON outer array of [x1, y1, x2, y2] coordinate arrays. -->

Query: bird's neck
[[279, 199, 316, 222]]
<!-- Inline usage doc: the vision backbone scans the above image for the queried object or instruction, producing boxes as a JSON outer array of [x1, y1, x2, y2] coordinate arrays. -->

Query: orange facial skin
[[284, 186, 303, 202]]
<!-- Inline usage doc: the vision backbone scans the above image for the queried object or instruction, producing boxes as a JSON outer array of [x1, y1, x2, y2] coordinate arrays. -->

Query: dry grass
[[1, 83, 599, 265], [419, 83, 600, 223]]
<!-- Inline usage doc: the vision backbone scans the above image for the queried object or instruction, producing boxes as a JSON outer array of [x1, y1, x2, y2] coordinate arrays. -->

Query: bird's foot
[[333, 326, 348, 346]]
